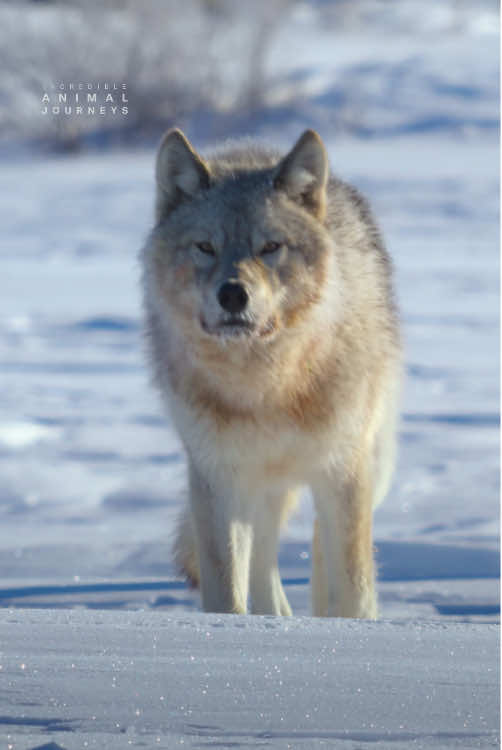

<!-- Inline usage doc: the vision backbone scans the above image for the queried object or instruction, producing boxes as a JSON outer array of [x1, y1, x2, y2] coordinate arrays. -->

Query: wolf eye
[[260, 241, 282, 255], [196, 241, 216, 256]]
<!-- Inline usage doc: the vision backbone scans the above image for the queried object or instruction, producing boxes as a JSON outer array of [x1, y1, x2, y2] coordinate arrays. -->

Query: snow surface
[[0, 609, 499, 749]]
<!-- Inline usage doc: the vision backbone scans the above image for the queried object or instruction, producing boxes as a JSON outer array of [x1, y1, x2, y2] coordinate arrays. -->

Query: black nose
[[217, 282, 249, 314]]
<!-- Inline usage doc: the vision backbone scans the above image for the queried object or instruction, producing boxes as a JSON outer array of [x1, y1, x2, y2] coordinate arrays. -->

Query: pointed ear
[[155, 129, 211, 221], [274, 130, 328, 220]]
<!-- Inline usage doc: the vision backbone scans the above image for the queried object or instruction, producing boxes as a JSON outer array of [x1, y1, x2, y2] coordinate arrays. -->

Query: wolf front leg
[[311, 466, 377, 619], [249, 490, 297, 616], [188, 461, 253, 614]]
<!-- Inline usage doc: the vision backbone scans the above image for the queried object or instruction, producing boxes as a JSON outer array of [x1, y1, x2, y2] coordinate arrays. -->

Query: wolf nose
[[217, 282, 249, 314]]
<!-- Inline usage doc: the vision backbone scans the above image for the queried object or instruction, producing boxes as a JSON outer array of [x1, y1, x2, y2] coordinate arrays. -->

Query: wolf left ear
[[155, 129, 211, 221], [274, 130, 328, 220]]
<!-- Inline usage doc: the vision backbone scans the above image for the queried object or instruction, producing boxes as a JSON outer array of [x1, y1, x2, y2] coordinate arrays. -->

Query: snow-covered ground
[[0, 2, 499, 747], [0, 609, 499, 749]]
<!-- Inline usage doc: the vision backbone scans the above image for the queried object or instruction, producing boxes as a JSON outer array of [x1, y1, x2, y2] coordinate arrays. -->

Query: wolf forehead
[[175, 167, 281, 219], [161, 157, 295, 226], [208, 144, 282, 183]]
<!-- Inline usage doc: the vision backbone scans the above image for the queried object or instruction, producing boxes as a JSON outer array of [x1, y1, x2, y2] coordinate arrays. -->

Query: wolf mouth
[[220, 317, 253, 329], [200, 315, 276, 339], [199, 315, 252, 337]]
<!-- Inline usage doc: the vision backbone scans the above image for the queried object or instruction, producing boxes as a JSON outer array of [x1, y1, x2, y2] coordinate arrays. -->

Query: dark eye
[[196, 241, 216, 256], [260, 241, 282, 256]]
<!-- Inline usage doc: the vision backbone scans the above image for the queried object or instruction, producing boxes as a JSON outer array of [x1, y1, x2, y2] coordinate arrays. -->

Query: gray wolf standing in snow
[[140, 128, 401, 618]]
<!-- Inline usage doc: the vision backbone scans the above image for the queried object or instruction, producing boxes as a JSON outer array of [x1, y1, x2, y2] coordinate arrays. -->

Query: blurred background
[[0, 0, 498, 152], [0, 0, 499, 619]]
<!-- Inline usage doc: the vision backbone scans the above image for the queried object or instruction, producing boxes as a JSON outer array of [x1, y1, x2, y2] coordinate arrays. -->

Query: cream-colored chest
[[172, 393, 341, 490]]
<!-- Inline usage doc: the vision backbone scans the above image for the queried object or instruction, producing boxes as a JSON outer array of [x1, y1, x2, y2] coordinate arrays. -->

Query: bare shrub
[[0, 0, 296, 151]]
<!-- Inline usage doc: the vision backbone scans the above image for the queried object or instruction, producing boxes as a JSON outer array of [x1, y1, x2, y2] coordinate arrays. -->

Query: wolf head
[[147, 129, 337, 349]]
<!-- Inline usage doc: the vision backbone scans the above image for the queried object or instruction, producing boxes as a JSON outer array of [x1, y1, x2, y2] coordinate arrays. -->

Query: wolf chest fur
[[141, 128, 401, 618]]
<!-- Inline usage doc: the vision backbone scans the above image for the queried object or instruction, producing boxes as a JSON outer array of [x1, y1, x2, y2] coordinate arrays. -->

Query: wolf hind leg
[[172, 505, 199, 588], [249, 489, 298, 616], [251, 567, 292, 616], [311, 517, 328, 617], [372, 390, 399, 509]]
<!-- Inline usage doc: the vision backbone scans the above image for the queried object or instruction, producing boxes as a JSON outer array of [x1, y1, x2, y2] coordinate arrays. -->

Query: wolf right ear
[[155, 129, 211, 221]]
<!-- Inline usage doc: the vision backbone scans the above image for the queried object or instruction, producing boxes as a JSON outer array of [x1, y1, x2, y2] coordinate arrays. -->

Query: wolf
[[140, 128, 401, 618]]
